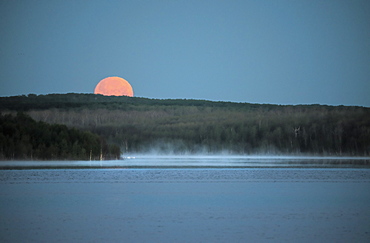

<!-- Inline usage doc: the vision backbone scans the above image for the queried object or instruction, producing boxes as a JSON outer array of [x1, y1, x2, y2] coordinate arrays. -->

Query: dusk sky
[[1, 0, 369, 106]]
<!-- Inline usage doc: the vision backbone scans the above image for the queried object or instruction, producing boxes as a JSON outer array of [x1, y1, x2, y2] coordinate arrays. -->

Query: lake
[[1, 156, 370, 242]]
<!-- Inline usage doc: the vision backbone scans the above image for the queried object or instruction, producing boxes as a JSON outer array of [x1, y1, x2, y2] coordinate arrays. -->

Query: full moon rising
[[94, 77, 134, 97]]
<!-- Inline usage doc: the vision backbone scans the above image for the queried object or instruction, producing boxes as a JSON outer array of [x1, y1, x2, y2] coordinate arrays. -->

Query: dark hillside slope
[[1, 93, 369, 155], [0, 93, 270, 111], [0, 113, 120, 160]]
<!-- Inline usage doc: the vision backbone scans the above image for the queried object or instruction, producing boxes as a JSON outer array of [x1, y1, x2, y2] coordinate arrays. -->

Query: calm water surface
[[1, 157, 370, 242]]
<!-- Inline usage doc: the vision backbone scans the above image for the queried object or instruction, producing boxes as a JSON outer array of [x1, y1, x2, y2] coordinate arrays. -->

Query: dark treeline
[[1, 93, 370, 156], [0, 113, 121, 160], [0, 93, 269, 111]]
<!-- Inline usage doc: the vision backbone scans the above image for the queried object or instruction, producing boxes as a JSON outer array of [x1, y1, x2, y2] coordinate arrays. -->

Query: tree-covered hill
[[1, 93, 369, 156], [0, 93, 273, 111], [0, 113, 120, 160]]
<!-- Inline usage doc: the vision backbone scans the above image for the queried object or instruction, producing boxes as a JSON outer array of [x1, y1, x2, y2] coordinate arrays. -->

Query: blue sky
[[1, 0, 369, 106]]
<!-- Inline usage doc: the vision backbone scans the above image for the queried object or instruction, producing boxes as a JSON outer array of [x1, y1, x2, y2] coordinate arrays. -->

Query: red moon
[[94, 77, 134, 97]]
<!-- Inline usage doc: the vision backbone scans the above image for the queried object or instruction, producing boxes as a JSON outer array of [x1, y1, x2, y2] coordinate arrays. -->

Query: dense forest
[[1, 93, 370, 156], [0, 112, 121, 160]]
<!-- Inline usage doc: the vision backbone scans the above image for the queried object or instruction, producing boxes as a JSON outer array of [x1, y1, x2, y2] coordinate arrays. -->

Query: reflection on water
[[0, 155, 370, 169]]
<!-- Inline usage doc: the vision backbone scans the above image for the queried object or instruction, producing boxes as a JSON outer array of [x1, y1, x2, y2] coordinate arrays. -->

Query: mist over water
[[122, 154, 370, 168], [132, 138, 370, 157], [121, 140, 370, 168], [1, 154, 369, 169]]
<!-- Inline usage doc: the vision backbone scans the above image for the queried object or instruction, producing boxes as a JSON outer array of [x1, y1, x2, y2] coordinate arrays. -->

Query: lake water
[[1, 156, 370, 242]]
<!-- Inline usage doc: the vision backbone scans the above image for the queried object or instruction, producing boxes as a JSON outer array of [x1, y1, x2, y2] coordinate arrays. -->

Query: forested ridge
[[0, 113, 120, 160], [1, 93, 369, 156]]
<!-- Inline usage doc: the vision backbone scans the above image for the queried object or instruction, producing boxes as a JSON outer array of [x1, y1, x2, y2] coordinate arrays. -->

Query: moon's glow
[[94, 77, 134, 97]]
